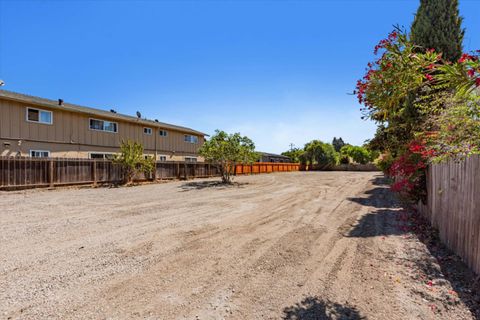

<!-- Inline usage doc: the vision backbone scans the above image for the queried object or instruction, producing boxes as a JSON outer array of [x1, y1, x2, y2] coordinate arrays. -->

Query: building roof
[[0, 89, 208, 136], [259, 152, 291, 159]]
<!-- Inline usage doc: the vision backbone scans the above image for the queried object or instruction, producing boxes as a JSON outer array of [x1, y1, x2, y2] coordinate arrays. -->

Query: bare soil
[[0, 172, 476, 319]]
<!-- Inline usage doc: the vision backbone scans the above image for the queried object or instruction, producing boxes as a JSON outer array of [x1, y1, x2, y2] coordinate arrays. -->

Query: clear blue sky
[[1, 0, 479, 153]]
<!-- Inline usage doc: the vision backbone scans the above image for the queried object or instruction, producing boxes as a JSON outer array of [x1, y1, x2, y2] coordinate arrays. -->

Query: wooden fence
[[418, 155, 480, 274], [299, 163, 379, 171], [235, 162, 300, 175], [0, 157, 299, 190]]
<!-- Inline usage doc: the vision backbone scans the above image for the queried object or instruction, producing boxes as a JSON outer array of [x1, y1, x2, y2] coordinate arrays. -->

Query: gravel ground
[[0, 172, 475, 319]]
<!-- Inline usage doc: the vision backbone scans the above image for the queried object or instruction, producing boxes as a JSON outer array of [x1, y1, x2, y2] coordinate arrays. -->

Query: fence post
[[153, 162, 157, 181], [208, 163, 211, 177], [49, 159, 54, 188], [176, 162, 180, 179], [184, 162, 187, 180], [92, 160, 97, 186]]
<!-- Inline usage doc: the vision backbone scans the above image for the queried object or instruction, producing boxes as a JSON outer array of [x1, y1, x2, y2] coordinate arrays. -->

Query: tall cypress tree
[[411, 0, 464, 62]]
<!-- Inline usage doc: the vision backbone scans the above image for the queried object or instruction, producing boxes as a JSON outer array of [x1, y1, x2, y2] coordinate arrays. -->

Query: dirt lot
[[0, 172, 476, 319]]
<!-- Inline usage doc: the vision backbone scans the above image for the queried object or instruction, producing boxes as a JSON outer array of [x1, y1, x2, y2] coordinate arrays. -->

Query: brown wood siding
[[156, 131, 203, 154], [0, 98, 203, 155]]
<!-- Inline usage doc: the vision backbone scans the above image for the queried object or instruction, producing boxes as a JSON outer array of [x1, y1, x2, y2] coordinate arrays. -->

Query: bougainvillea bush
[[356, 29, 480, 201], [356, 31, 441, 122], [389, 140, 433, 202]]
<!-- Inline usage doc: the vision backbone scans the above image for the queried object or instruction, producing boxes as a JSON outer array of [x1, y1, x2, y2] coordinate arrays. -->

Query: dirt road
[[0, 172, 475, 319]]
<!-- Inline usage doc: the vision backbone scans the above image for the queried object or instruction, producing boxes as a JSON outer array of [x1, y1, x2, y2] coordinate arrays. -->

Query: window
[[185, 157, 197, 163], [159, 130, 168, 137], [30, 150, 50, 158], [144, 155, 154, 160], [144, 127, 152, 135], [89, 119, 118, 133], [158, 155, 167, 161], [26, 108, 52, 124], [89, 153, 115, 160], [184, 135, 198, 143]]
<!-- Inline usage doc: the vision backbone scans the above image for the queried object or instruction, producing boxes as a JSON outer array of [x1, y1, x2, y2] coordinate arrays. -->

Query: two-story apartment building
[[0, 90, 207, 161]]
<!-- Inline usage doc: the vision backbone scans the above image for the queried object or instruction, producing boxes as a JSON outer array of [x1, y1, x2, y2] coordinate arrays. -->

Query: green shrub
[[114, 140, 155, 184]]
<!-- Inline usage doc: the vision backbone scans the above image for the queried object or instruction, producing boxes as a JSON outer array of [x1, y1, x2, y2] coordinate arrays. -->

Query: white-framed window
[[184, 135, 198, 143], [89, 153, 115, 160], [30, 150, 50, 158], [158, 155, 167, 161], [89, 118, 118, 133], [144, 127, 152, 135], [185, 157, 197, 163], [143, 155, 154, 160], [159, 130, 168, 137], [26, 107, 53, 125]]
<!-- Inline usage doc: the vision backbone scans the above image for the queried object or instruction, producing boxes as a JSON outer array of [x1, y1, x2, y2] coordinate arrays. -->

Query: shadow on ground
[[282, 297, 365, 320], [411, 215, 480, 319], [345, 209, 405, 238], [347, 176, 398, 210], [346, 176, 480, 319], [178, 180, 249, 191], [345, 176, 402, 238]]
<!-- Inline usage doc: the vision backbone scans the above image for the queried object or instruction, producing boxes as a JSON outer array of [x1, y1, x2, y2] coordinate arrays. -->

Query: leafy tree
[[340, 145, 371, 164], [365, 125, 394, 154], [298, 152, 309, 165], [114, 140, 155, 184], [367, 148, 380, 162], [332, 137, 346, 152], [304, 140, 338, 167], [199, 130, 258, 183], [316, 143, 339, 167], [281, 148, 304, 163], [411, 0, 464, 62]]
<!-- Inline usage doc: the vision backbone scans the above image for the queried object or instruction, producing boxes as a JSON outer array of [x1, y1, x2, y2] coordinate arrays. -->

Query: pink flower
[[425, 74, 433, 81], [388, 31, 398, 40], [459, 53, 477, 63]]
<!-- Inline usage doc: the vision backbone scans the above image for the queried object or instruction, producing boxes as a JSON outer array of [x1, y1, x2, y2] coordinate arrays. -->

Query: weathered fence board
[[0, 157, 299, 190], [418, 155, 480, 274]]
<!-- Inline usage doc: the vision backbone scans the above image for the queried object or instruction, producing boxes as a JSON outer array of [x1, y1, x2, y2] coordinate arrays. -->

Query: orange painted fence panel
[[234, 162, 300, 175]]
